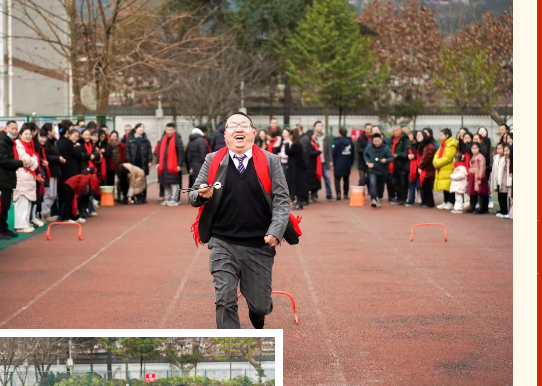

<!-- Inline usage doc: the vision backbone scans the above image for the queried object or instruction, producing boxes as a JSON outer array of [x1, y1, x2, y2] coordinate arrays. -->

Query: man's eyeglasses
[[226, 123, 252, 130]]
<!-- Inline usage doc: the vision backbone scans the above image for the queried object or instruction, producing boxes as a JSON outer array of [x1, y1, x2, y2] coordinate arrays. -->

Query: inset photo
[[0, 335, 281, 386]]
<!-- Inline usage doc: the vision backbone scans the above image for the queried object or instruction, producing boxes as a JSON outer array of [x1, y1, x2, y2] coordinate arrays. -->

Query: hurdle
[[46, 222, 84, 241], [238, 291, 299, 326], [410, 223, 448, 242]]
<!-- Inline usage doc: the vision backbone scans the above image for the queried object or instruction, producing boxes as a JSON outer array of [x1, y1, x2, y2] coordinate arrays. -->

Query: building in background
[[0, 0, 70, 117]]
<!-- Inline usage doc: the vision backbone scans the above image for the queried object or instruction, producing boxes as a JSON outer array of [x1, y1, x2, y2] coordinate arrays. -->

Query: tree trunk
[[269, 84, 275, 121], [66, 0, 79, 116], [72, 77, 83, 116], [140, 356, 143, 379], [106, 346, 112, 380], [96, 70, 109, 122], [229, 357, 232, 380], [324, 107, 330, 137], [283, 78, 292, 127]]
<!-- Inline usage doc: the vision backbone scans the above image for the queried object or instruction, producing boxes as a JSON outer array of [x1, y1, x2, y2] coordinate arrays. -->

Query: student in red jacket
[[61, 168, 98, 223]]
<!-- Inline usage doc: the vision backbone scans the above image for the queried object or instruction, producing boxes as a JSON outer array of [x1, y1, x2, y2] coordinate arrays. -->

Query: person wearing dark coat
[[156, 123, 184, 206], [304, 130, 322, 200], [332, 127, 355, 200], [417, 131, 437, 208], [79, 129, 102, 217], [96, 129, 114, 185], [42, 124, 65, 220], [314, 121, 334, 200], [210, 123, 226, 152], [78, 129, 102, 171], [357, 124, 372, 189], [286, 129, 306, 210], [297, 125, 311, 206], [126, 123, 153, 175], [363, 133, 394, 207], [126, 123, 153, 203], [57, 129, 93, 182], [32, 130, 53, 224], [186, 127, 210, 188], [389, 127, 411, 205], [0, 121, 26, 239], [57, 129, 93, 218]]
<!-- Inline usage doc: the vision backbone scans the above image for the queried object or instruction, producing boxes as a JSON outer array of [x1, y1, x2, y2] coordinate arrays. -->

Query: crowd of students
[[244, 119, 513, 218], [0, 118, 213, 239], [0, 117, 513, 239]]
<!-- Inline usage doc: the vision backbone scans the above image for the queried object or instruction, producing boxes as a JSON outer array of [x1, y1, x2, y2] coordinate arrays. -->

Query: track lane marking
[[158, 247, 202, 328], [0, 208, 161, 328], [294, 244, 348, 386]]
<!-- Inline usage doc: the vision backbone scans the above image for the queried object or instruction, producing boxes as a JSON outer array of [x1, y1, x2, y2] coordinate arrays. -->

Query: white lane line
[[294, 245, 348, 386], [347, 210, 460, 306], [0, 208, 161, 328], [158, 247, 202, 329]]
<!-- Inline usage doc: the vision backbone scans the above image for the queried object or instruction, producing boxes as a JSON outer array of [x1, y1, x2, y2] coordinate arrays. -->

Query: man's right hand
[[90, 154, 95, 160], [22, 160, 30, 168], [367, 162, 374, 169], [198, 184, 214, 199]]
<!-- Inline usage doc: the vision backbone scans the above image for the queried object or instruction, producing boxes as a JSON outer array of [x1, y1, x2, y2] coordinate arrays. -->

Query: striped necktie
[[234, 154, 247, 173]]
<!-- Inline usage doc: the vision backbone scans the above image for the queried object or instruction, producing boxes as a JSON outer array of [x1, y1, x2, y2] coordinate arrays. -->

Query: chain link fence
[[1, 369, 274, 386]]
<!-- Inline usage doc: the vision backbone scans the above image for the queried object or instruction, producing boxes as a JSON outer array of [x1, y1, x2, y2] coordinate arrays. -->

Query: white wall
[[1, 0, 70, 116]]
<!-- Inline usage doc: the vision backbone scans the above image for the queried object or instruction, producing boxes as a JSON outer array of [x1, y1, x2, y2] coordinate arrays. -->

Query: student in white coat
[[13, 125, 40, 233], [449, 153, 468, 214]]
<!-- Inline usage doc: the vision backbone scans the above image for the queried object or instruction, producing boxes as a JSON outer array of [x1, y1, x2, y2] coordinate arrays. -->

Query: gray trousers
[[208, 236, 275, 329]]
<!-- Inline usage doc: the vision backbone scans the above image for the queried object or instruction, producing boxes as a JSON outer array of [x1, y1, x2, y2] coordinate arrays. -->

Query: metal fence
[[1, 369, 274, 386]]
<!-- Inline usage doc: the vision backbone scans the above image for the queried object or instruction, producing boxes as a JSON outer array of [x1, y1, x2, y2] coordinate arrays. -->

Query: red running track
[[0, 182, 512, 385]]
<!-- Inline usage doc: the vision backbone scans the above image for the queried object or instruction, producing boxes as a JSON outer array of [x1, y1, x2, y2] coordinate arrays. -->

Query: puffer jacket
[[186, 133, 209, 177], [449, 164, 468, 194], [490, 154, 508, 193], [13, 139, 39, 202], [122, 163, 147, 195], [433, 137, 458, 191]]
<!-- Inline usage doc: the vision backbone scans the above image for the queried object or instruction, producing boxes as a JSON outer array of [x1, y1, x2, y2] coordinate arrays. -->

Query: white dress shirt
[[229, 148, 253, 170]]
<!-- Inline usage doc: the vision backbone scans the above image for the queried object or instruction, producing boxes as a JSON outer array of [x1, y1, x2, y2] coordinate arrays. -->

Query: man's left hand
[[264, 235, 279, 247]]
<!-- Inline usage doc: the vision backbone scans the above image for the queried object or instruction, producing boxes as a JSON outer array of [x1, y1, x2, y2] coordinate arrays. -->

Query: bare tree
[[163, 46, 277, 128], [7, 0, 226, 115], [360, 0, 444, 126], [0, 338, 40, 386], [452, 4, 513, 124], [30, 338, 70, 376]]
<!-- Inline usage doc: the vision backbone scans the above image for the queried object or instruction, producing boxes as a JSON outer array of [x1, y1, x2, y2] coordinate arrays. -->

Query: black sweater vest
[[211, 157, 272, 247]]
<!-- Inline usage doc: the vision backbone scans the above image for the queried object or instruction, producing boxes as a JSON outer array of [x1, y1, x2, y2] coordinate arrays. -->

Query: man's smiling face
[[225, 114, 256, 154]]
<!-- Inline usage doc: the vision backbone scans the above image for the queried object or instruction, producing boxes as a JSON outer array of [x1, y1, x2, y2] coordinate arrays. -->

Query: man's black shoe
[[5, 229, 19, 238], [0, 233, 11, 240], [390, 199, 401, 205], [300, 201, 309, 206], [293, 204, 303, 210], [249, 310, 265, 329]]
